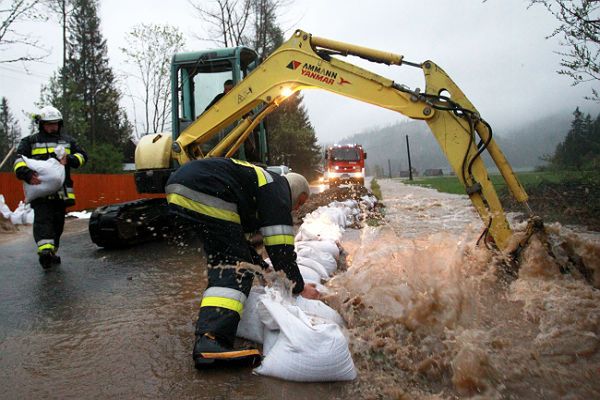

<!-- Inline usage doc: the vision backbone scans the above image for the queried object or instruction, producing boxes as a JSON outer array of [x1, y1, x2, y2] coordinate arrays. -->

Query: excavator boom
[[140, 29, 528, 250]]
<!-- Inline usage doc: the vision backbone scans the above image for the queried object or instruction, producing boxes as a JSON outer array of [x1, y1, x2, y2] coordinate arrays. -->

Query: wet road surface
[[0, 219, 347, 399]]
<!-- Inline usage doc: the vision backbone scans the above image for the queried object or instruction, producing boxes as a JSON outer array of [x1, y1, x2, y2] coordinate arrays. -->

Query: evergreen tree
[[64, 0, 130, 148], [0, 97, 22, 171], [550, 107, 600, 170], [266, 93, 321, 179], [40, 0, 131, 173]]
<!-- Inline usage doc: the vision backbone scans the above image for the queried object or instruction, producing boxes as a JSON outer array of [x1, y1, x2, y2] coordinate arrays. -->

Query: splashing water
[[324, 179, 600, 399]]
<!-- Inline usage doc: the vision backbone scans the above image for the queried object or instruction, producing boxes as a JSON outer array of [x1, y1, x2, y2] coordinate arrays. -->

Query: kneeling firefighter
[[13, 106, 88, 269], [165, 158, 319, 368]]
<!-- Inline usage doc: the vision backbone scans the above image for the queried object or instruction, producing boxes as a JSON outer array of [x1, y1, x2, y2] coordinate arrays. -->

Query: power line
[[0, 64, 52, 80]]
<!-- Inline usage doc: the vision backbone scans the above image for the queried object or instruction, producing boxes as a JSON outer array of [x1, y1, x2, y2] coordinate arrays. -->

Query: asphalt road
[[0, 219, 347, 399]]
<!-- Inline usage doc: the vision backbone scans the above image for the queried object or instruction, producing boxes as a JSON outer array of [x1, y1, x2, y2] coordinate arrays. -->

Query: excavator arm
[[136, 29, 531, 251]]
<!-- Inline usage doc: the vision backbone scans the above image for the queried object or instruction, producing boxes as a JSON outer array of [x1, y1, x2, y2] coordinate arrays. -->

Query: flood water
[[1, 178, 599, 399]]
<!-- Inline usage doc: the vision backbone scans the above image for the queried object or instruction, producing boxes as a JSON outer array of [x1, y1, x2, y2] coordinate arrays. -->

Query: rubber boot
[[38, 250, 53, 270], [192, 333, 261, 369], [51, 254, 61, 265]]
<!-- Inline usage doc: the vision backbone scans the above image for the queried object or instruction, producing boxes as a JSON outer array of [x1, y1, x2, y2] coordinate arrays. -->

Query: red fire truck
[[324, 144, 367, 187]]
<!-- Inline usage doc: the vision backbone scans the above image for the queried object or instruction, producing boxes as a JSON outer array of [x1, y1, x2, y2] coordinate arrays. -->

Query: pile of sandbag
[[236, 194, 378, 382], [0, 195, 34, 225]]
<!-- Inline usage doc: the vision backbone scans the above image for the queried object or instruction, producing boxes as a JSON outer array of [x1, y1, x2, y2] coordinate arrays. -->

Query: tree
[[65, 0, 131, 148], [529, 0, 600, 101], [249, 0, 285, 60], [189, 0, 252, 47], [39, 0, 131, 173], [0, 0, 48, 63], [44, 0, 75, 104], [266, 93, 321, 178], [189, 0, 321, 177], [121, 24, 185, 137], [0, 97, 21, 170], [549, 107, 600, 169]]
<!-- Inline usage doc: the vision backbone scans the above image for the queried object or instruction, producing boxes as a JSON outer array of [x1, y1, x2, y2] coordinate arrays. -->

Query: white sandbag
[[298, 265, 322, 283], [22, 156, 65, 203], [10, 208, 23, 225], [236, 286, 266, 343], [295, 221, 343, 242], [296, 240, 340, 260], [14, 202, 33, 224], [23, 206, 34, 224], [296, 246, 337, 276], [296, 296, 345, 327], [296, 256, 329, 280], [254, 297, 357, 382], [0, 194, 11, 219], [305, 205, 347, 227]]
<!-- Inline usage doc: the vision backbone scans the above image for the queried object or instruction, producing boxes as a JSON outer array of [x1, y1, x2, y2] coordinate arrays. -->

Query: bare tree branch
[[121, 23, 185, 135], [0, 0, 49, 63], [529, 0, 600, 101]]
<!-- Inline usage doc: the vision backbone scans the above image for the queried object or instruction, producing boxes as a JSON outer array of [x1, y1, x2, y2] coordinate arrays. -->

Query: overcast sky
[[0, 0, 596, 144]]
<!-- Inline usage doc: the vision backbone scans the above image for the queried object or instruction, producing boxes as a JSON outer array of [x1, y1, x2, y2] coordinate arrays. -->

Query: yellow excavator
[[90, 29, 535, 258]]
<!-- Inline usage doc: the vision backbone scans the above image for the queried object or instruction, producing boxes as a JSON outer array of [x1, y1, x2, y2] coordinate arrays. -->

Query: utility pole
[[406, 135, 413, 181], [388, 159, 392, 178]]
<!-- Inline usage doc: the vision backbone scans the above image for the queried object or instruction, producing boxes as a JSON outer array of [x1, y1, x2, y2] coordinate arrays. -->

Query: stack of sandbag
[[0, 196, 34, 225], [236, 195, 378, 381]]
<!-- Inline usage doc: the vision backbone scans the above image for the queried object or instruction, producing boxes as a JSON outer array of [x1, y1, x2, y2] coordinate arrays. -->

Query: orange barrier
[[0, 172, 162, 211]]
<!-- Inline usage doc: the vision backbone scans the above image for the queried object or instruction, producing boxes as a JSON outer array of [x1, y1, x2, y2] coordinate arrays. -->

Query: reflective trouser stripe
[[263, 234, 295, 246], [74, 153, 85, 166], [167, 193, 241, 224], [37, 243, 56, 253], [201, 286, 246, 316]]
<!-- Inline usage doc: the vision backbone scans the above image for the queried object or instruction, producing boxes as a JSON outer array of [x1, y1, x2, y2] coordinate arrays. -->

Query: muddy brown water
[[1, 178, 599, 399]]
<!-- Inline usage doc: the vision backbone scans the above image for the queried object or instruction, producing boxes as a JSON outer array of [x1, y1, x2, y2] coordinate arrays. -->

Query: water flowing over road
[[1, 178, 599, 399]]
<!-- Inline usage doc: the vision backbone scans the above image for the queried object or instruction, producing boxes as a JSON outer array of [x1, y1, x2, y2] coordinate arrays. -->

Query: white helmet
[[38, 106, 63, 123], [284, 172, 310, 208]]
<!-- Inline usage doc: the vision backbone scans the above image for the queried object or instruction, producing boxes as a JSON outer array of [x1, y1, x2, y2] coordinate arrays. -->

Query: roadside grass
[[370, 178, 382, 199], [401, 170, 600, 229], [367, 178, 385, 226], [401, 170, 591, 194]]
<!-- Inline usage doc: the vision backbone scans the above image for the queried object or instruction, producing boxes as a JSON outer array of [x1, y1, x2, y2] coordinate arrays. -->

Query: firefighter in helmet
[[13, 106, 88, 269], [165, 158, 318, 368]]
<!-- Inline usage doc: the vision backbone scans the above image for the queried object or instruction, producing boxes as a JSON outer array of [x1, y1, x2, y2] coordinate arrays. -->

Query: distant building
[[399, 168, 418, 178], [423, 168, 443, 176]]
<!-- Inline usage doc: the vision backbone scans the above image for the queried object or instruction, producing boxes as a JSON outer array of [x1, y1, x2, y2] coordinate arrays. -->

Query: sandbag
[[0, 195, 11, 219], [296, 296, 345, 327], [236, 286, 266, 343], [22, 156, 65, 203], [295, 220, 343, 242], [296, 256, 329, 280], [296, 239, 340, 260], [296, 246, 337, 276], [298, 265, 322, 283], [254, 295, 356, 382]]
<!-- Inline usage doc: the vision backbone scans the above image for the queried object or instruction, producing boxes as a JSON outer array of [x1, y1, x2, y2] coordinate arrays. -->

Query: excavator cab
[[172, 47, 268, 163], [133, 47, 269, 195]]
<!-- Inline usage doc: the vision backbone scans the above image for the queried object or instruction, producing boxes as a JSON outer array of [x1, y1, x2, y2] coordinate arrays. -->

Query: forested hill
[[332, 112, 572, 175]]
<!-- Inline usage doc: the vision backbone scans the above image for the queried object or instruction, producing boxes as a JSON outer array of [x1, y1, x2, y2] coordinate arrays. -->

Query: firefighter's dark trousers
[[32, 199, 66, 255], [168, 202, 265, 347]]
